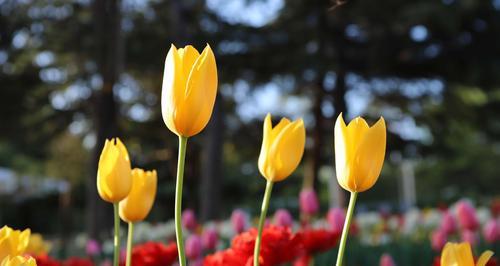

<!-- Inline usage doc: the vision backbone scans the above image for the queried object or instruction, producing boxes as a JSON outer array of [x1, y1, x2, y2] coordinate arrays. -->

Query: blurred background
[[0, 0, 499, 251]]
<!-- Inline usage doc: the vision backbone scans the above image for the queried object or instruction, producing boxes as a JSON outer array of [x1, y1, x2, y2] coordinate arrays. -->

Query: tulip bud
[[0, 226, 31, 262], [161, 44, 218, 137], [97, 138, 132, 203], [202, 228, 218, 250], [431, 229, 447, 251], [185, 235, 202, 259], [456, 200, 479, 231], [334, 115, 386, 193], [440, 211, 456, 235], [86, 239, 101, 257], [0, 256, 36, 266], [327, 208, 346, 234], [299, 189, 319, 216], [182, 209, 198, 231], [379, 253, 396, 266], [483, 219, 499, 243], [119, 168, 157, 223], [231, 209, 248, 234], [273, 209, 293, 227], [258, 114, 306, 182]]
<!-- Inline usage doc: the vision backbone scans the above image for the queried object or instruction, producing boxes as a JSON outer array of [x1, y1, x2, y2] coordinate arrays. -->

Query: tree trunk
[[199, 96, 224, 221], [87, 0, 123, 238]]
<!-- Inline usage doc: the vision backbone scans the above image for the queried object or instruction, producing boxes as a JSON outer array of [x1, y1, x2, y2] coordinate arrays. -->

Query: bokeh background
[[0, 0, 499, 262]]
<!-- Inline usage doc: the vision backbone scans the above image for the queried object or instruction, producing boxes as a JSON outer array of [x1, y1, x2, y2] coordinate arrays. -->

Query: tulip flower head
[[0, 226, 30, 262], [182, 209, 198, 231], [379, 253, 396, 266], [161, 44, 218, 137], [440, 242, 493, 266], [86, 239, 101, 257], [231, 209, 248, 234], [440, 211, 457, 235], [258, 114, 306, 182], [483, 219, 499, 244], [327, 208, 346, 234], [334, 114, 386, 192], [119, 168, 157, 223], [0, 256, 36, 266], [185, 235, 202, 260], [456, 200, 479, 231], [431, 229, 448, 251], [97, 138, 132, 203], [202, 228, 218, 250], [299, 189, 319, 216], [274, 209, 293, 228]]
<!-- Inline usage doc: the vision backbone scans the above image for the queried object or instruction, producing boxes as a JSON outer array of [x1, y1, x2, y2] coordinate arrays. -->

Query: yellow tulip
[[0, 256, 36, 266], [97, 138, 133, 203], [441, 242, 494, 266], [258, 114, 306, 182], [334, 114, 386, 193], [161, 44, 218, 137], [0, 226, 30, 262], [119, 169, 157, 222], [25, 234, 50, 256]]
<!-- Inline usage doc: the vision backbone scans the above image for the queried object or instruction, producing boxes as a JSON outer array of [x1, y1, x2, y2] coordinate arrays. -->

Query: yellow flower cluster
[[0, 226, 52, 266]]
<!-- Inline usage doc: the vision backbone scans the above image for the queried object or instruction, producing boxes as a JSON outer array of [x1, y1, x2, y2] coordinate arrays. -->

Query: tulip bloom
[[119, 169, 157, 223], [254, 114, 305, 266], [379, 253, 396, 266], [26, 233, 50, 256], [258, 114, 306, 182], [0, 226, 30, 262], [161, 44, 218, 138], [483, 219, 499, 243], [97, 138, 132, 203], [334, 115, 386, 193], [299, 188, 320, 216], [334, 114, 386, 266], [0, 256, 36, 266], [440, 242, 493, 266]]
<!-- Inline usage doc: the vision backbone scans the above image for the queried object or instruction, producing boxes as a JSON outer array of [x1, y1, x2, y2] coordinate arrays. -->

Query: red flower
[[130, 242, 177, 266], [63, 258, 94, 266], [34, 255, 61, 266], [204, 226, 303, 266], [297, 229, 340, 254]]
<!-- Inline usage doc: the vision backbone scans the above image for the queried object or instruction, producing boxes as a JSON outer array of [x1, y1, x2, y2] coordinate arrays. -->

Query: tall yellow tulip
[[334, 114, 386, 266], [441, 242, 493, 266], [161, 44, 218, 138], [334, 114, 386, 193], [0, 226, 30, 262], [254, 113, 305, 266], [258, 113, 306, 182], [119, 169, 157, 222], [97, 138, 133, 203], [96, 138, 132, 266], [0, 256, 36, 266]]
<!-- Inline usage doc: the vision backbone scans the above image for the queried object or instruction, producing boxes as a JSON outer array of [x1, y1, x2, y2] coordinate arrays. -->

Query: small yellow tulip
[[161, 44, 218, 137], [119, 168, 157, 223], [441, 242, 494, 266], [258, 114, 306, 182], [97, 138, 133, 203], [25, 234, 50, 256], [0, 226, 30, 262], [0, 256, 36, 266], [334, 114, 386, 193]]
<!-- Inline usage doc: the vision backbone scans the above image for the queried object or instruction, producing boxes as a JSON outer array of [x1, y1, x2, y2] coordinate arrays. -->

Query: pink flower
[[299, 189, 319, 216], [483, 219, 499, 243], [440, 211, 456, 235], [274, 209, 293, 227], [461, 229, 478, 246], [185, 235, 203, 259], [85, 239, 101, 257], [231, 209, 248, 234], [182, 209, 198, 231], [202, 228, 219, 250], [456, 200, 479, 231], [326, 208, 346, 234], [379, 253, 396, 266], [431, 229, 447, 251]]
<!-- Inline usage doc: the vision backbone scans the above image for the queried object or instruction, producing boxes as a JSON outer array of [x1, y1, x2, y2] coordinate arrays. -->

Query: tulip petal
[[258, 114, 273, 179], [161, 44, 185, 135], [476, 250, 494, 266], [178, 45, 200, 84], [334, 114, 351, 191], [353, 117, 386, 192], [272, 119, 305, 181]]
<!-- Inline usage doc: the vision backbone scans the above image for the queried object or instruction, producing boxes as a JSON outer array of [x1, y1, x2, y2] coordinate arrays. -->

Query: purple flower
[[327, 207, 346, 234], [182, 209, 198, 231], [299, 188, 319, 216], [185, 235, 203, 259], [273, 209, 293, 227], [483, 219, 499, 243], [230, 209, 248, 234], [202, 228, 219, 250], [85, 239, 101, 256]]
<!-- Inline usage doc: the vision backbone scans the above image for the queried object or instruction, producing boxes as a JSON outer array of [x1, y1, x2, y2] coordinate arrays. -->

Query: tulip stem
[[113, 203, 120, 266], [254, 180, 274, 266], [335, 192, 358, 266], [126, 222, 134, 266], [175, 136, 188, 266]]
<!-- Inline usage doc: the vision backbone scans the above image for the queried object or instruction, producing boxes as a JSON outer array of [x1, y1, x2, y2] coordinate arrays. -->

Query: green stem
[[335, 192, 358, 266], [113, 203, 120, 266], [126, 222, 134, 266], [175, 136, 188, 266], [253, 180, 274, 266]]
